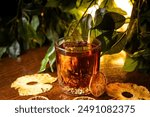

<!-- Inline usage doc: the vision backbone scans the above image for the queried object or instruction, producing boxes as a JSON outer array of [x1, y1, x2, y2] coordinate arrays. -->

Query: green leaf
[[75, 0, 94, 9], [105, 32, 127, 54], [94, 8, 104, 27], [18, 17, 43, 48], [39, 56, 49, 72], [90, 29, 101, 38], [46, 0, 61, 7], [46, 28, 59, 41], [100, 0, 117, 9], [39, 43, 56, 72], [31, 15, 39, 31], [0, 47, 7, 58], [99, 36, 109, 53], [131, 50, 145, 58], [123, 56, 138, 72], [59, 0, 77, 11], [65, 20, 81, 37], [107, 8, 127, 16], [96, 31, 113, 53], [7, 40, 21, 58], [109, 12, 126, 29], [48, 50, 56, 72], [76, 0, 83, 8], [94, 12, 115, 30], [27, 24, 43, 46], [81, 14, 92, 37], [95, 12, 125, 30], [99, 0, 127, 15], [18, 17, 29, 37]]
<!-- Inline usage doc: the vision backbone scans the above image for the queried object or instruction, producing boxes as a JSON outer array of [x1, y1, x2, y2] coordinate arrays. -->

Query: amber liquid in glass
[[55, 41, 100, 95]]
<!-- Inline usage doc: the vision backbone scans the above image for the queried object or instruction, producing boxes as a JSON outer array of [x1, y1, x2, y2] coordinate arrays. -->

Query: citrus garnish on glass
[[89, 72, 107, 97]]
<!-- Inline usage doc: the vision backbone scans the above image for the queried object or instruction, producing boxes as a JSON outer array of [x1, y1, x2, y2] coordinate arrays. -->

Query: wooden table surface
[[0, 46, 150, 100]]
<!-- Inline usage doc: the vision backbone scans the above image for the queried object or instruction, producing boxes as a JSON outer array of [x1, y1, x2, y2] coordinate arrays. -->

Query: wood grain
[[0, 46, 150, 100]]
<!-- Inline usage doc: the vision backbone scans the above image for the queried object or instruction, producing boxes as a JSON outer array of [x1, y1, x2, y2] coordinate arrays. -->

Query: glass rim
[[55, 37, 101, 52]]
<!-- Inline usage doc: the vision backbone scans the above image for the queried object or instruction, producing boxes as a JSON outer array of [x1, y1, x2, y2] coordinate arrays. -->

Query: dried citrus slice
[[89, 72, 107, 97], [73, 96, 95, 100], [28, 96, 49, 100], [11, 73, 57, 96], [106, 83, 150, 100]]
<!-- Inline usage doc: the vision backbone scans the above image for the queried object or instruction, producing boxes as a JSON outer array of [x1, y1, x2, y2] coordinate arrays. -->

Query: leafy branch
[[1, 0, 150, 74], [39, 0, 127, 72], [123, 0, 150, 73]]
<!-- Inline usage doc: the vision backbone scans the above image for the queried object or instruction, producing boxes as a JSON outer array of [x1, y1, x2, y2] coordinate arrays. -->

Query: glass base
[[62, 86, 90, 95]]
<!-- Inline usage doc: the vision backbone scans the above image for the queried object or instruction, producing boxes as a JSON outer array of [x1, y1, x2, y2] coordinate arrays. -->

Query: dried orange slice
[[28, 96, 49, 100], [89, 72, 107, 97], [11, 73, 57, 96], [106, 83, 150, 100], [73, 96, 95, 100]]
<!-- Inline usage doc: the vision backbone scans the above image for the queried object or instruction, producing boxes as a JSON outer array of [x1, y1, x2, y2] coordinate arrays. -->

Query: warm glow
[[115, 0, 133, 32], [87, 5, 99, 18], [115, 0, 133, 17], [111, 58, 125, 66], [112, 57, 125, 65], [117, 23, 129, 32], [101, 50, 126, 66], [41, 12, 44, 17], [111, 50, 126, 66], [87, 0, 133, 18], [86, 0, 133, 32]]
